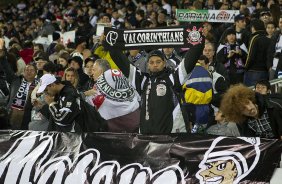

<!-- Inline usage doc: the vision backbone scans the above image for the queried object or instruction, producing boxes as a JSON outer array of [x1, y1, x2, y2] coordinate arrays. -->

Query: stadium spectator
[[62, 67, 79, 89], [267, 16, 282, 80], [109, 43, 203, 134], [216, 29, 248, 84], [86, 59, 140, 133], [244, 19, 271, 86], [36, 73, 106, 132], [255, 79, 271, 95], [0, 39, 38, 129], [206, 110, 240, 137], [221, 84, 282, 139]]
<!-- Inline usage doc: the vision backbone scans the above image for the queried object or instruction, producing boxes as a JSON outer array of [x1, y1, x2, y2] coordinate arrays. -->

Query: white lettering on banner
[[16, 81, 28, 98], [177, 10, 239, 23], [96, 76, 135, 102], [0, 132, 185, 184], [122, 29, 184, 47]]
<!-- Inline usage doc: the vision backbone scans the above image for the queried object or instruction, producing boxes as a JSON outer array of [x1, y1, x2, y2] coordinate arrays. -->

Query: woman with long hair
[[62, 67, 79, 89]]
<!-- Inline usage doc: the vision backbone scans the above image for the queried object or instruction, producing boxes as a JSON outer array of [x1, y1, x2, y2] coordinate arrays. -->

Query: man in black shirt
[[37, 74, 105, 132]]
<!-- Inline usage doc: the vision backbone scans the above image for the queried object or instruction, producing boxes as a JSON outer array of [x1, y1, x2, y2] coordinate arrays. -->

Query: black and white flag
[[103, 25, 204, 50]]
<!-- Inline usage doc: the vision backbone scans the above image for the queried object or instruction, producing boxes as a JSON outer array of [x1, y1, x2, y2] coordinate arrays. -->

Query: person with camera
[[216, 29, 248, 85]]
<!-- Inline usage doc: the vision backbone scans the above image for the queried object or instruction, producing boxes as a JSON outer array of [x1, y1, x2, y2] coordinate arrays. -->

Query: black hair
[[140, 19, 153, 28], [198, 55, 209, 64], [250, 19, 265, 31], [136, 9, 145, 18], [255, 79, 271, 90], [43, 62, 57, 74]]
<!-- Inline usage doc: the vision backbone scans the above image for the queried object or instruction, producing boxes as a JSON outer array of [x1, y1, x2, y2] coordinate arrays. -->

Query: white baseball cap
[[37, 74, 57, 94]]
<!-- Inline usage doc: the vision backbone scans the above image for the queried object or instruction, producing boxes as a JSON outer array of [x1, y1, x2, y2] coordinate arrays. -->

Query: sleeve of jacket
[[94, 45, 119, 69], [267, 32, 279, 69], [48, 92, 80, 126], [109, 48, 131, 77], [0, 54, 17, 84], [216, 45, 228, 64], [245, 35, 258, 70], [109, 47, 146, 93], [240, 43, 248, 63], [272, 107, 282, 137], [177, 44, 203, 84]]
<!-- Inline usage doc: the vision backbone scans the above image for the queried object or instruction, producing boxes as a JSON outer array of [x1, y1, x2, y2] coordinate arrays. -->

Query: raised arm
[[183, 44, 204, 75], [0, 39, 16, 84], [109, 48, 131, 77]]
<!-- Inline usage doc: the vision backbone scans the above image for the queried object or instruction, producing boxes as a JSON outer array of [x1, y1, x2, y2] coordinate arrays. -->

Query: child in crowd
[[266, 21, 276, 38], [206, 110, 240, 137], [254, 79, 271, 95]]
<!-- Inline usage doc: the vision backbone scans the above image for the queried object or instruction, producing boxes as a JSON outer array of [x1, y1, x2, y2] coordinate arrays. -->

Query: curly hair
[[220, 84, 256, 123]]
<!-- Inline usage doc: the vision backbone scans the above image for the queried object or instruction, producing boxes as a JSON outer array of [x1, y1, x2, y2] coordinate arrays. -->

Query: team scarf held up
[[103, 24, 205, 50], [11, 79, 38, 110]]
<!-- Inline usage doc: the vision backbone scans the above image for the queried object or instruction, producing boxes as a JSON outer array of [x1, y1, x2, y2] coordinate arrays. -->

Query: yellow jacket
[[94, 46, 119, 69]]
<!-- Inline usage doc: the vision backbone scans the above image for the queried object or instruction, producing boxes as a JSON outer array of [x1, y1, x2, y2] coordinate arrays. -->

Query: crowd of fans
[[1, 0, 282, 140]]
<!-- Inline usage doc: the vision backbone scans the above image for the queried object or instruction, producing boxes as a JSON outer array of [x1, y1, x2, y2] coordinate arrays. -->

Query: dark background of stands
[[0, 0, 19, 7]]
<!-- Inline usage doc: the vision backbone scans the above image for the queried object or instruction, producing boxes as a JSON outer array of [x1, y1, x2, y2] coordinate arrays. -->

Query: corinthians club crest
[[186, 26, 203, 46]]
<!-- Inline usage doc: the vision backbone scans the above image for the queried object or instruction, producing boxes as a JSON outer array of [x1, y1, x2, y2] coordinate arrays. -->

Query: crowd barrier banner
[[0, 130, 280, 184], [176, 9, 240, 23], [103, 25, 204, 50]]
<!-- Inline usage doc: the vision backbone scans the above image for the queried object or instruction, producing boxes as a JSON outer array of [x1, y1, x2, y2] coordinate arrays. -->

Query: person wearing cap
[[109, 43, 203, 134], [23, 62, 58, 131], [0, 39, 38, 130], [244, 19, 271, 86], [36, 73, 105, 132], [216, 29, 248, 85], [259, 9, 272, 25], [220, 13, 251, 47]]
